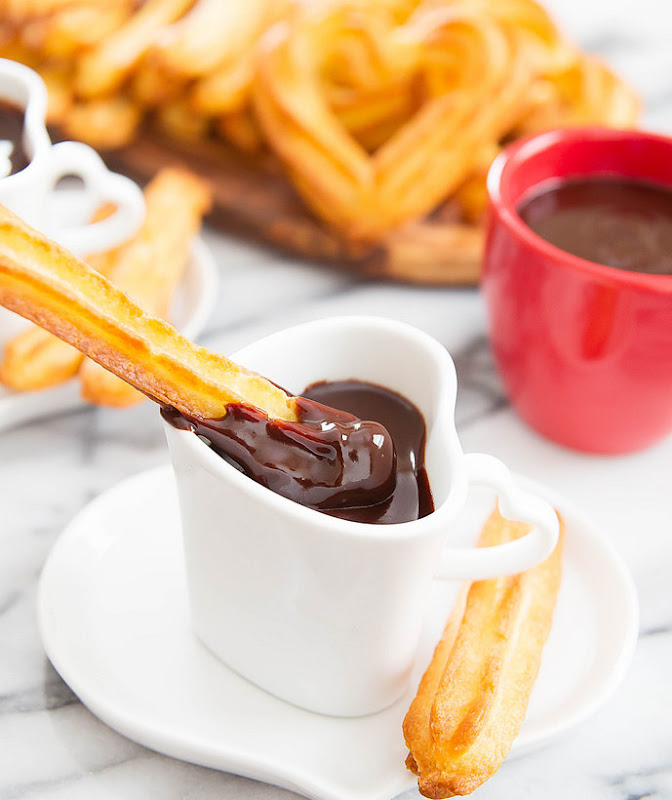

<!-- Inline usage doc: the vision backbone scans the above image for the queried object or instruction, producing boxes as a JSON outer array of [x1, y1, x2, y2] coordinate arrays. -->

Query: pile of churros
[[0, 166, 211, 405], [0, 0, 639, 282]]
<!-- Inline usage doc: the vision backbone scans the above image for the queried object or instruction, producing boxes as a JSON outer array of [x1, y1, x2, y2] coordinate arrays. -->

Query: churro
[[0, 203, 116, 391], [404, 508, 565, 797], [75, 0, 193, 99], [0, 170, 208, 402], [152, 0, 270, 80], [0, 324, 84, 392], [0, 204, 401, 510], [0, 204, 296, 421], [250, 0, 633, 242], [60, 95, 143, 152], [79, 167, 210, 407]]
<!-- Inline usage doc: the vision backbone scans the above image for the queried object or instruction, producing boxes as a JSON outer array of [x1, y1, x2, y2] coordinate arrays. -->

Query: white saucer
[[37, 467, 638, 800], [0, 237, 217, 432]]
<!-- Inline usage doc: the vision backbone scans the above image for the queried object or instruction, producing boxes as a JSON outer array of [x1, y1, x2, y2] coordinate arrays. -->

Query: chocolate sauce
[[518, 177, 672, 275], [303, 380, 433, 524], [162, 379, 433, 524], [0, 102, 29, 176]]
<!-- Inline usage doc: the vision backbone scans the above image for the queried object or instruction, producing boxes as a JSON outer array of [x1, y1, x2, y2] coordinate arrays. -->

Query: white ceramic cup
[[0, 58, 144, 254], [164, 316, 560, 717]]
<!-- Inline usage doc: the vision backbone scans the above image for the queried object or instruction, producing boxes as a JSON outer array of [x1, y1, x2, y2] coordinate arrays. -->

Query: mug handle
[[435, 453, 560, 580], [43, 140, 144, 255]]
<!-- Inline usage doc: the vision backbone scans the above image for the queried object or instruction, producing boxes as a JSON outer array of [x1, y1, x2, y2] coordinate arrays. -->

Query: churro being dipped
[[0, 203, 396, 512], [404, 508, 565, 797], [79, 167, 210, 407], [0, 169, 209, 404], [0, 202, 117, 391]]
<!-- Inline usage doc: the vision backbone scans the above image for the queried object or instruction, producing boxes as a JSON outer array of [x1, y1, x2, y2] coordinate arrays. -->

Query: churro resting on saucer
[[404, 508, 565, 797], [0, 325, 83, 391]]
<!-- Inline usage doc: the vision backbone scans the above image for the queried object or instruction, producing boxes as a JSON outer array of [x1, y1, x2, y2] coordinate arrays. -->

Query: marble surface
[[2, 2, 672, 798]]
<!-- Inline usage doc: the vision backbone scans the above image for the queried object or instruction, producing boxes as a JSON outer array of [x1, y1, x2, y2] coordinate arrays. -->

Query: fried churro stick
[[60, 95, 143, 151], [0, 204, 117, 392], [38, 61, 75, 124], [79, 168, 210, 408], [5, 0, 78, 21], [0, 324, 84, 391], [190, 52, 255, 115], [153, 0, 269, 79], [155, 97, 210, 144], [216, 109, 264, 154], [404, 509, 565, 798], [0, 204, 297, 421], [75, 0, 194, 99], [21, 1, 133, 58], [253, 4, 534, 241], [187, 0, 291, 115], [384, 219, 483, 284]]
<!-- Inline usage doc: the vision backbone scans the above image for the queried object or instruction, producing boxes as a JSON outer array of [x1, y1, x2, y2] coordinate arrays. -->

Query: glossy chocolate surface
[[518, 177, 672, 275], [163, 379, 433, 524], [303, 380, 433, 523]]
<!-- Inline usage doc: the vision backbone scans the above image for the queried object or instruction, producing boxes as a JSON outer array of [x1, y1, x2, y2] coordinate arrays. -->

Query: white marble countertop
[[1, 2, 671, 798]]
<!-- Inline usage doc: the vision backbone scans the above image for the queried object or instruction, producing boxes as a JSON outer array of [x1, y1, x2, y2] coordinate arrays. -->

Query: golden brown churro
[[0, 204, 297, 421], [79, 167, 210, 407], [0, 324, 84, 391], [0, 170, 209, 403], [251, 0, 637, 242], [75, 0, 194, 99], [0, 203, 399, 509], [152, 0, 270, 80], [404, 508, 565, 797], [0, 202, 117, 391]]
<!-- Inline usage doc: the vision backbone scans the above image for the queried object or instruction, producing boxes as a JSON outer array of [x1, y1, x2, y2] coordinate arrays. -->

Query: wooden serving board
[[104, 131, 483, 286]]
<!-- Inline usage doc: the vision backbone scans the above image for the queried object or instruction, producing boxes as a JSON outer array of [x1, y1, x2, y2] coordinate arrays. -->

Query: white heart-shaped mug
[[164, 316, 559, 717]]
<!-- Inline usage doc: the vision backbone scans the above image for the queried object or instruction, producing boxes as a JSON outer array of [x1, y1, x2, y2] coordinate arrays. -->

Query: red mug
[[482, 127, 672, 454]]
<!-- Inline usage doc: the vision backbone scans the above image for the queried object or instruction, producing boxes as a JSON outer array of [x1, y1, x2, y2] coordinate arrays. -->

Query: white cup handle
[[43, 140, 144, 255], [435, 453, 560, 581]]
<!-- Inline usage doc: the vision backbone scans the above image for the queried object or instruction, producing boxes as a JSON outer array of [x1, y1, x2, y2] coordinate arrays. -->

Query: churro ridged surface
[[404, 509, 565, 797], [0, 203, 298, 421]]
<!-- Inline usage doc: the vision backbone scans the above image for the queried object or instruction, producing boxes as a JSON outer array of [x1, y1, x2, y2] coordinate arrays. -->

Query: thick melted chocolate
[[163, 379, 433, 524], [303, 380, 433, 523], [0, 102, 29, 176], [518, 177, 672, 275]]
